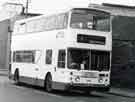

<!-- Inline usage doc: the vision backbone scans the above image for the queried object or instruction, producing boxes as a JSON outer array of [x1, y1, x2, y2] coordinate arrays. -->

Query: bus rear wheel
[[14, 70, 19, 85], [45, 74, 53, 92]]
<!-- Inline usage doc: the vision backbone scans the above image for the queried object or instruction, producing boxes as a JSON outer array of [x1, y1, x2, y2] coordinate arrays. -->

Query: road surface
[[0, 76, 134, 102]]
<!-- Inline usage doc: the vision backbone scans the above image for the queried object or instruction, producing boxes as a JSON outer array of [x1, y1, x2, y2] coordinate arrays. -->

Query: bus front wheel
[[45, 74, 53, 92]]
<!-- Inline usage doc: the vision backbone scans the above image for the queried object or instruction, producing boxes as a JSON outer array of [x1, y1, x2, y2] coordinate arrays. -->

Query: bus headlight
[[75, 76, 80, 82], [98, 78, 103, 83], [104, 79, 108, 85]]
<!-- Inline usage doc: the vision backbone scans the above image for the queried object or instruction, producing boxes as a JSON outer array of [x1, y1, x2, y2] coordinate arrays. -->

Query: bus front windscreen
[[67, 48, 90, 70], [67, 48, 110, 71], [70, 9, 110, 32]]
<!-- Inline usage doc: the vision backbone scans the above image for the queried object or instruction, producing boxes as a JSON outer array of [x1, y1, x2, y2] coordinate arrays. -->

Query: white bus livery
[[10, 8, 112, 93]]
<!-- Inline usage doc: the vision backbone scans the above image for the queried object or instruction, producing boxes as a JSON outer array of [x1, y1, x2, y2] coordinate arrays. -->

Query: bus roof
[[15, 7, 110, 24]]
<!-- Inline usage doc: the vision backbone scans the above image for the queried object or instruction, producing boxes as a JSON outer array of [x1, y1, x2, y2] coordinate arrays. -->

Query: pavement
[[0, 69, 8, 76], [108, 87, 135, 98], [0, 69, 135, 98]]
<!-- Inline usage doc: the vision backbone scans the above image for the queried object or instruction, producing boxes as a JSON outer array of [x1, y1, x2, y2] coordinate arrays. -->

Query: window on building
[[57, 50, 66, 68], [45, 49, 52, 64]]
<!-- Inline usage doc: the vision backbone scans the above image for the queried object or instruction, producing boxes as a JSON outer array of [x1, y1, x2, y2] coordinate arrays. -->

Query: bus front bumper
[[53, 82, 110, 92]]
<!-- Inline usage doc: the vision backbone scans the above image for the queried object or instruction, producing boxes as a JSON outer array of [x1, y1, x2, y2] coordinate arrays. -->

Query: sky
[[0, 0, 135, 14]]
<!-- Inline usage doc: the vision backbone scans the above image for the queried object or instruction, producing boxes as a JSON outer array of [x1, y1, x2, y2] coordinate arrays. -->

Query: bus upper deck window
[[70, 9, 110, 32]]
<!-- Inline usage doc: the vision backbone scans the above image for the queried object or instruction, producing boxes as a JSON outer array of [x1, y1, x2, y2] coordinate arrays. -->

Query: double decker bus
[[10, 7, 112, 93]]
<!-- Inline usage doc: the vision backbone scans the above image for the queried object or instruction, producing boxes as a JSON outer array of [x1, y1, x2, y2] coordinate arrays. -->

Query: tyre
[[45, 74, 53, 92], [14, 70, 19, 85]]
